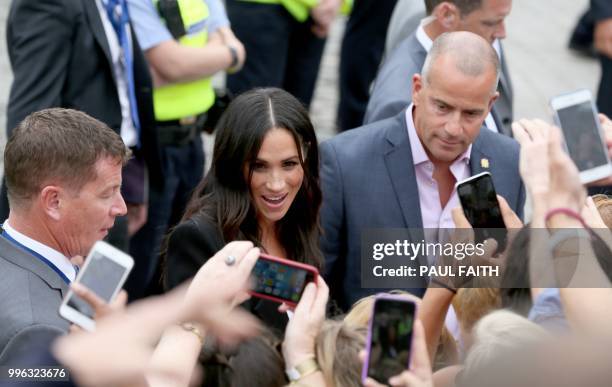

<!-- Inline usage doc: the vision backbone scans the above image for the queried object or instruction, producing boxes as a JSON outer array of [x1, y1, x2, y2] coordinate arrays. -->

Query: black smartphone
[[249, 253, 319, 307], [456, 172, 507, 251], [363, 295, 416, 383]]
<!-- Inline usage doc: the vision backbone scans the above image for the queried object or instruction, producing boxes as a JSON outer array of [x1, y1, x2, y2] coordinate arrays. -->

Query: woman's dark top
[[165, 212, 288, 333]]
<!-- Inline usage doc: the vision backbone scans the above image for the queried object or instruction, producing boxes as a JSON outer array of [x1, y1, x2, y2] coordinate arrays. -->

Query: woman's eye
[[252, 162, 266, 171], [283, 161, 299, 168]]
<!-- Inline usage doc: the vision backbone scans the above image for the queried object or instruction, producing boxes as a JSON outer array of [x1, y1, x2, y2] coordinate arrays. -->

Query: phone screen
[[251, 258, 315, 304], [557, 101, 608, 172], [367, 299, 415, 383], [66, 252, 128, 318], [457, 173, 507, 250]]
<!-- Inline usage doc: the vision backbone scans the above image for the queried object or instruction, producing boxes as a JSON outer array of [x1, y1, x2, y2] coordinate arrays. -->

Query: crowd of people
[[1, 0, 612, 386]]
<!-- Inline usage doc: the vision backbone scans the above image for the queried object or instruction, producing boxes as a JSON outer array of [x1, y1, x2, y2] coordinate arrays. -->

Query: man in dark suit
[[364, 0, 514, 137], [0, 109, 129, 365], [321, 31, 525, 310], [3, 0, 163, 249], [593, 0, 612, 117]]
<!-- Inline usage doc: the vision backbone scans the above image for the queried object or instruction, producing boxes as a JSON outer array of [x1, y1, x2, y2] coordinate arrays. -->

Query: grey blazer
[[0, 233, 70, 365], [320, 111, 525, 309], [364, 31, 515, 136]]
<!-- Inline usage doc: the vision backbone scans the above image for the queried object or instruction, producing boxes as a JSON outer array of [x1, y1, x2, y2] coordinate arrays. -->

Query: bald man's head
[[411, 31, 500, 166], [422, 31, 500, 94]]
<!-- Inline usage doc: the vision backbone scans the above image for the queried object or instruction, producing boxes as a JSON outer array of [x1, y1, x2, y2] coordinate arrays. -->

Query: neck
[[424, 21, 446, 42], [259, 220, 287, 257], [432, 164, 456, 208], [7, 211, 67, 256]]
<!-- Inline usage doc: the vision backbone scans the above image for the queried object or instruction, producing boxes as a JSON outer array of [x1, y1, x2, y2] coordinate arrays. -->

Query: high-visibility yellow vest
[[240, 0, 353, 23], [153, 0, 215, 121]]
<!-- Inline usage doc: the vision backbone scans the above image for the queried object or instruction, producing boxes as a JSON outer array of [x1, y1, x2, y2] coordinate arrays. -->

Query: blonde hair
[[344, 291, 421, 328], [462, 310, 549, 377], [592, 194, 612, 229], [453, 288, 501, 333], [315, 320, 366, 387]]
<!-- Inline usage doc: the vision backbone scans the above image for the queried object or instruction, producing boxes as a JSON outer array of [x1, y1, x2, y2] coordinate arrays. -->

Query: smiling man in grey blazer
[[320, 32, 525, 310], [364, 0, 514, 137], [0, 109, 129, 365]]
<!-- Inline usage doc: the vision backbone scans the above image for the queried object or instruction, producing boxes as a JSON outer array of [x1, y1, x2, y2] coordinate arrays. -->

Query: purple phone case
[[361, 294, 417, 383]]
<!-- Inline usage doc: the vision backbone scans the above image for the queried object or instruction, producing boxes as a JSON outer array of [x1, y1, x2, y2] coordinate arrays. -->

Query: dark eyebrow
[[432, 98, 450, 107], [465, 109, 485, 115]]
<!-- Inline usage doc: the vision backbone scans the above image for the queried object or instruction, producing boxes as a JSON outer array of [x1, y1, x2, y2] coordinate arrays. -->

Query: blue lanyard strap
[[104, 0, 141, 143], [1, 231, 72, 285]]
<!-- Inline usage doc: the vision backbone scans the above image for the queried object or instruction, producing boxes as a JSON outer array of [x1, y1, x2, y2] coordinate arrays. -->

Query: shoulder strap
[[157, 0, 186, 40]]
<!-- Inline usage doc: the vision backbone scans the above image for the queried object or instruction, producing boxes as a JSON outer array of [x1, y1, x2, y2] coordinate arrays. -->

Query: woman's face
[[248, 128, 305, 227]]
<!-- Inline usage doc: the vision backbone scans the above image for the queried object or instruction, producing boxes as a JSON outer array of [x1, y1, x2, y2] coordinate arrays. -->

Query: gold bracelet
[[180, 322, 204, 345], [286, 357, 320, 382]]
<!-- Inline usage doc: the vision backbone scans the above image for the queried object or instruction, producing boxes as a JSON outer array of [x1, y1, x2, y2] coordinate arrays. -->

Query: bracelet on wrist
[[180, 322, 204, 345], [544, 208, 589, 229], [285, 356, 319, 382]]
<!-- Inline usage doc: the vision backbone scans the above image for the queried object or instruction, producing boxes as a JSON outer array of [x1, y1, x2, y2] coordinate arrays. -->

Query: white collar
[[416, 21, 434, 52], [3, 220, 77, 282]]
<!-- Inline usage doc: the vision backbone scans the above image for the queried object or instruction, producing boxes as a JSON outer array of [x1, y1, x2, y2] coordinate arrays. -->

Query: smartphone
[[59, 241, 134, 331], [551, 89, 612, 184], [456, 172, 507, 251], [249, 253, 318, 307], [362, 295, 416, 384]]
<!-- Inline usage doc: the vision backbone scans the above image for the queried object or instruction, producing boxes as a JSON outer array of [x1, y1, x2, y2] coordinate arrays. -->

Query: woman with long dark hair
[[164, 87, 322, 331]]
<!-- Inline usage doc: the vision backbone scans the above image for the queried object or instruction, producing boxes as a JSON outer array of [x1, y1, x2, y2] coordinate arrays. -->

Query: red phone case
[[249, 253, 319, 307]]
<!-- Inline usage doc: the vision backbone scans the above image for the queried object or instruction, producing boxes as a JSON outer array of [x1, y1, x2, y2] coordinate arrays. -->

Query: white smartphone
[[550, 89, 612, 184], [59, 241, 133, 331]]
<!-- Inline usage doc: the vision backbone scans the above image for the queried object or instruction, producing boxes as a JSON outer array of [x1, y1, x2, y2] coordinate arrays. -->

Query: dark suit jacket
[[320, 111, 525, 310], [6, 0, 163, 189], [165, 213, 288, 334], [0, 233, 70, 365], [364, 30, 514, 136]]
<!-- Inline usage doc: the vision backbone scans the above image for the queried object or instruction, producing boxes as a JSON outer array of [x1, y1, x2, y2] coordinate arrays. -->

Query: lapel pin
[[480, 158, 490, 169]]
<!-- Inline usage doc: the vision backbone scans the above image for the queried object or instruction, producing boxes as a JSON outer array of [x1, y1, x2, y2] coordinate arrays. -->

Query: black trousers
[[337, 0, 397, 132], [225, 0, 326, 108]]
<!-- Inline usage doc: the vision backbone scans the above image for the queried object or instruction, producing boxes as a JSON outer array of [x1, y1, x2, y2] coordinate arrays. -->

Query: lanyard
[[103, 0, 142, 141], [1, 231, 73, 285]]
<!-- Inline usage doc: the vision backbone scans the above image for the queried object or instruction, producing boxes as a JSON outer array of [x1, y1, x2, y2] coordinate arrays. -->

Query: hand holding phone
[[362, 295, 416, 384], [249, 254, 318, 307], [282, 277, 329, 378], [363, 319, 432, 387], [59, 241, 133, 331], [551, 89, 612, 184], [456, 172, 507, 251]]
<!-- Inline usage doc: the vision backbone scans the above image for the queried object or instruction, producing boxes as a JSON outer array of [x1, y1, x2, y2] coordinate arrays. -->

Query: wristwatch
[[227, 45, 239, 69], [285, 357, 319, 382]]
